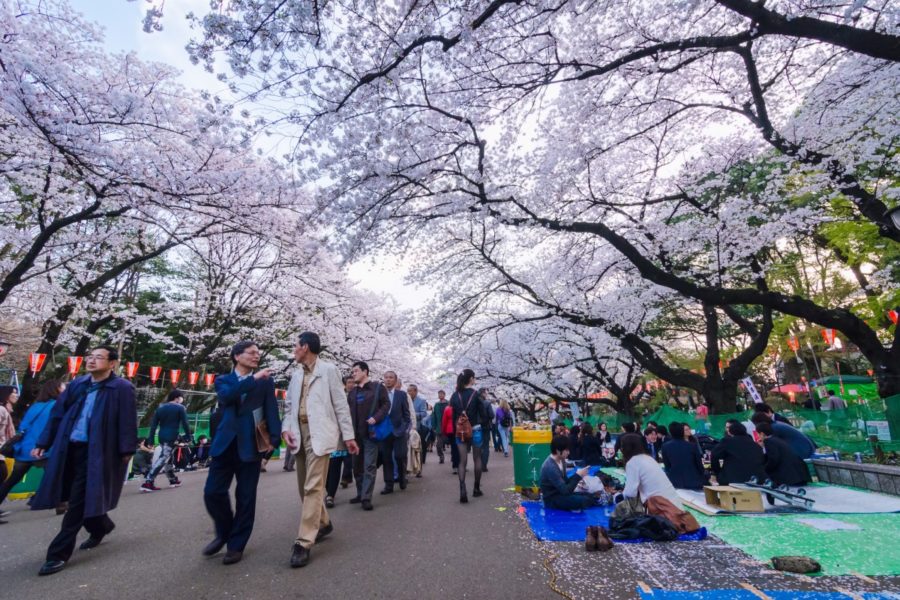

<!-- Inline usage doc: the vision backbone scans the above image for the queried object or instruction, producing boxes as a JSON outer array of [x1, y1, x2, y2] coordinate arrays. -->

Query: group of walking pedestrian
[[0, 331, 509, 576]]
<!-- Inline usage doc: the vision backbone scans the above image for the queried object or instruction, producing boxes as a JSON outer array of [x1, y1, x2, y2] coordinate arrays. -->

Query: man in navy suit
[[380, 371, 411, 494], [202, 340, 281, 565]]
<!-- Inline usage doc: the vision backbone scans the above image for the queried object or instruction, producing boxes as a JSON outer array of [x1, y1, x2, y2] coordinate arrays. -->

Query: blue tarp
[[637, 588, 894, 599], [521, 501, 707, 543]]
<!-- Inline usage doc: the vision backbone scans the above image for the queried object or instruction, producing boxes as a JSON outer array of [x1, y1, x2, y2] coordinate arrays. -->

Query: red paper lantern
[[204, 373, 216, 389], [867, 369, 874, 377], [787, 337, 800, 352], [29, 352, 47, 375], [169, 369, 182, 385], [126, 362, 140, 378], [67, 356, 83, 377], [150, 366, 162, 384], [188, 371, 200, 386], [820, 328, 836, 345], [889, 310, 899, 326]]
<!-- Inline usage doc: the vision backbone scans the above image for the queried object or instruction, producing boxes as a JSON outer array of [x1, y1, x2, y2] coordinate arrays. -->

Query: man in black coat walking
[[31, 345, 137, 576], [380, 371, 411, 494]]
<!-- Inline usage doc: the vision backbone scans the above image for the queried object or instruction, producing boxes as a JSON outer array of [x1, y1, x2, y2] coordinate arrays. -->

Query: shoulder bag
[[368, 384, 394, 441]]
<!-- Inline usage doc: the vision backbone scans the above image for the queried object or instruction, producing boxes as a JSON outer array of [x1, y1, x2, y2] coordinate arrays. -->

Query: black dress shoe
[[482, 467, 489, 472], [399, 480, 407, 490], [223, 550, 243, 565], [202, 537, 226, 557], [361, 499, 373, 511], [316, 522, 334, 542], [290, 543, 310, 568], [80, 521, 114, 550], [459, 493, 468, 504], [348, 496, 362, 504], [39, 560, 66, 576], [473, 488, 484, 498], [379, 487, 393, 495], [79, 536, 103, 550]]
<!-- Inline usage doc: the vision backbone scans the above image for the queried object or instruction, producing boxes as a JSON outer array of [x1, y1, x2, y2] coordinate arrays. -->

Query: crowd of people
[[539, 401, 816, 516], [0, 333, 514, 576]]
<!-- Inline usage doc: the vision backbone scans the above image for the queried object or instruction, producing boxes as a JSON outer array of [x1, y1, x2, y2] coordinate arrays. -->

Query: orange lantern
[[67, 356, 83, 377], [787, 337, 800, 352], [169, 369, 182, 385], [889, 310, 899, 326], [126, 361, 140, 378], [29, 352, 47, 375], [150, 366, 162, 384], [188, 371, 200, 386], [820, 328, 836, 345], [867, 369, 874, 377], [204, 373, 216, 389]]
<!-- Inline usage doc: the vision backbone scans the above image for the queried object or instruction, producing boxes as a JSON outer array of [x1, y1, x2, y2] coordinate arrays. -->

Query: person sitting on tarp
[[754, 402, 791, 425], [662, 422, 708, 490], [755, 423, 809, 487], [643, 427, 663, 462], [711, 422, 765, 485], [540, 435, 593, 511], [578, 423, 609, 466], [751, 412, 816, 459], [620, 433, 683, 508]]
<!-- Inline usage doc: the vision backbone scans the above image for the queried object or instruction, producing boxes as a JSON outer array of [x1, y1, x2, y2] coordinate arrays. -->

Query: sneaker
[[169, 478, 182, 488], [140, 482, 160, 493]]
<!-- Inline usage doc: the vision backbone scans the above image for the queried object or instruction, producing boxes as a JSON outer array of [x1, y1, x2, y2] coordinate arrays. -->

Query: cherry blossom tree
[[167, 0, 900, 398]]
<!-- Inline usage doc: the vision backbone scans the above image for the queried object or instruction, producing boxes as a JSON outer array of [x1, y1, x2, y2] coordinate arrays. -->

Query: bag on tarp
[[607, 515, 679, 541], [645, 496, 701, 534]]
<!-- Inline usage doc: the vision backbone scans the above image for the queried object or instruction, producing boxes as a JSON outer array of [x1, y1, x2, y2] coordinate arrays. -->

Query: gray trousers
[[353, 438, 379, 501]]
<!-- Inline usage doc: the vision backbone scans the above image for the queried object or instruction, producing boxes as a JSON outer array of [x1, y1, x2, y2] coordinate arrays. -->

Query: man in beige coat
[[282, 332, 358, 568]]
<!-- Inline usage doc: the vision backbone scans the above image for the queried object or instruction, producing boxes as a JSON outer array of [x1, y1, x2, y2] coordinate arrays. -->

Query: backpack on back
[[455, 390, 475, 443]]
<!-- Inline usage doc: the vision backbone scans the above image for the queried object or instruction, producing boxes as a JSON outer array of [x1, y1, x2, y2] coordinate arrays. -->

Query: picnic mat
[[696, 512, 900, 576], [637, 587, 897, 599], [520, 501, 708, 543], [678, 483, 900, 515]]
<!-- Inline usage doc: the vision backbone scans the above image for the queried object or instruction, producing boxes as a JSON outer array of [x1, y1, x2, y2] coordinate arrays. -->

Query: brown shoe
[[585, 526, 598, 551], [596, 526, 614, 552]]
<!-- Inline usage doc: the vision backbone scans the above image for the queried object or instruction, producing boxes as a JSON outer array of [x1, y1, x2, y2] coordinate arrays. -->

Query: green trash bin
[[5, 457, 43, 500], [511, 427, 552, 492]]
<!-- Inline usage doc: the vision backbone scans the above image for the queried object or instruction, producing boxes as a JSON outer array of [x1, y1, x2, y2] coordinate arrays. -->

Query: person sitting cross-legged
[[540, 435, 593, 511]]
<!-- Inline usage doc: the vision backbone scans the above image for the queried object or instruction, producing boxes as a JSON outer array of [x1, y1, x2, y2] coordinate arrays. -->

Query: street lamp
[[885, 206, 900, 233]]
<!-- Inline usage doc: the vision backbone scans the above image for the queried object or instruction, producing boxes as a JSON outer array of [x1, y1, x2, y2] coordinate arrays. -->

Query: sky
[[73, 0, 431, 311]]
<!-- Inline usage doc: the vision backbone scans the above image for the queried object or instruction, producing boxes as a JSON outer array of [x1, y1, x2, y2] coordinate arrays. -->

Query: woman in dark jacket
[[662, 422, 708, 490], [710, 422, 765, 485], [579, 423, 605, 466], [596, 422, 612, 444], [567, 425, 582, 461], [449, 369, 486, 503], [756, 423, 809, 486]]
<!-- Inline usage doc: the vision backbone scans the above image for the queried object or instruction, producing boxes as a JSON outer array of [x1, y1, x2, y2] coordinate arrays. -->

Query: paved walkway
[[1, 449, 897, 599], [0, 451, 556, 600]]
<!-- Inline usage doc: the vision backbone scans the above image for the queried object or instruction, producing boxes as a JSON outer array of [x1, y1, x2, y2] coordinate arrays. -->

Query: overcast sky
[[74, 0, 431, 311]]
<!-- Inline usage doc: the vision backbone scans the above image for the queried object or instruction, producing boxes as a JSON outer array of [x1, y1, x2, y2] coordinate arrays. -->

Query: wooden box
[[703, 485, 764, 512]]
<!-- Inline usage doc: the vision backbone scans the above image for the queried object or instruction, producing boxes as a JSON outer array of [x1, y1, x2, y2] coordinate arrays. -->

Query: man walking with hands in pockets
[[282, 332, 358, 568]]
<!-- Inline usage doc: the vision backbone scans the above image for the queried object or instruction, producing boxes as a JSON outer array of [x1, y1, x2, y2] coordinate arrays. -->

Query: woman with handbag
[[0, 380, 64, 522], [449, 369, 485, 504]]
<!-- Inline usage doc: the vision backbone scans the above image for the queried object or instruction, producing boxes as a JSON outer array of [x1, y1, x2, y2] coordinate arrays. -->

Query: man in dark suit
[[380, 370, 411, 494], [31, 345, 137, 576], [202, 340, 281, 565]]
